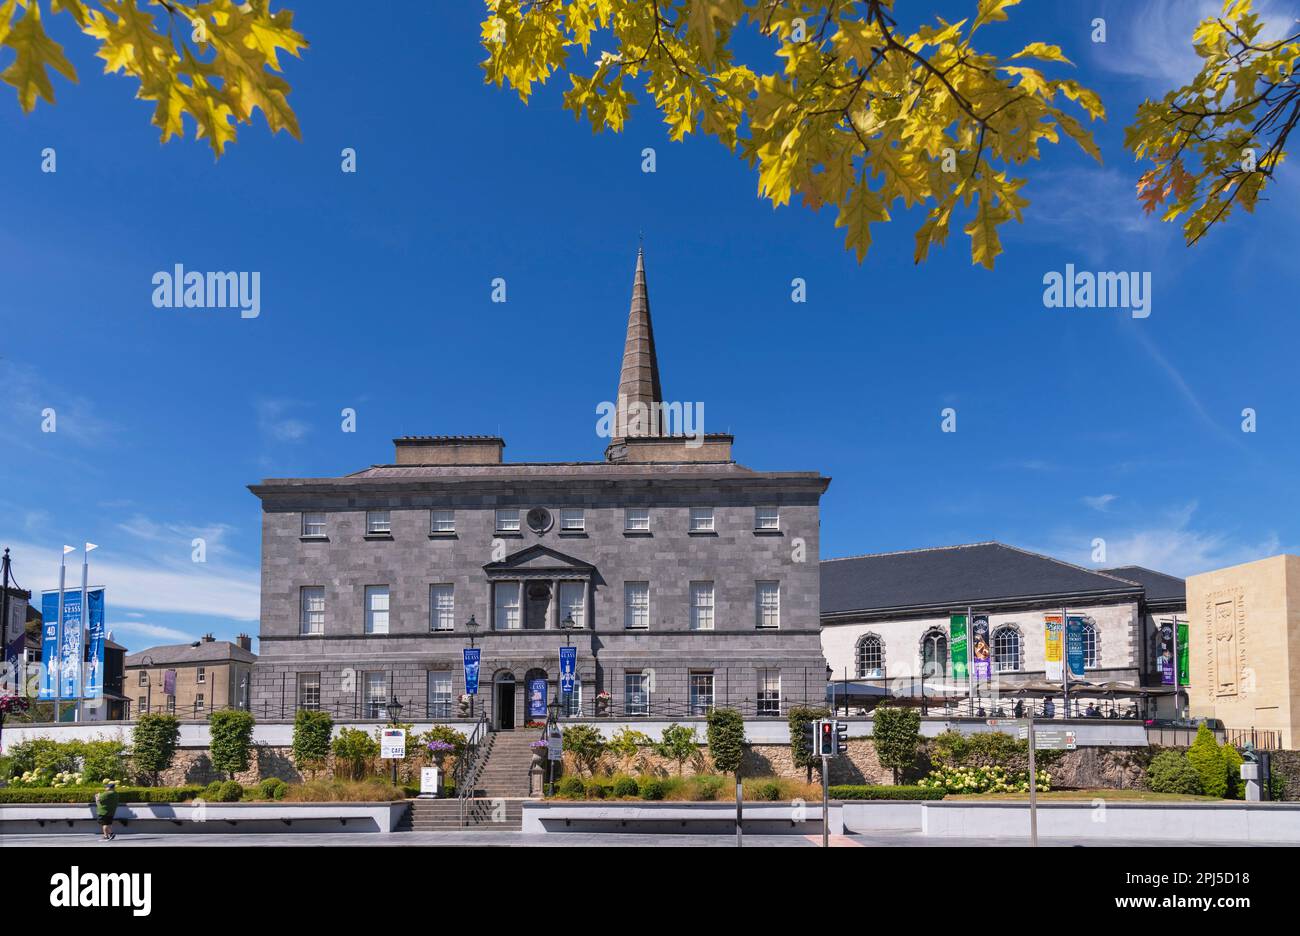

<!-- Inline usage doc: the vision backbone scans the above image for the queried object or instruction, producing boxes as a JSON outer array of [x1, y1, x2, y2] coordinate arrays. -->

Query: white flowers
[[921, 764, 1052, 794]]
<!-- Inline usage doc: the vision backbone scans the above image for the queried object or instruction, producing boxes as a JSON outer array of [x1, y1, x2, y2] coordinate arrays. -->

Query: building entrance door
[[496, 676, 516, 730]]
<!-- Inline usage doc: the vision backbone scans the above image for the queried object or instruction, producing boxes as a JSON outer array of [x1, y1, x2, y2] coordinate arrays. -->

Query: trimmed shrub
[[557, 776, 585, 798], [258, 777, 288, 801], [1187, 725, 1228, 798], [1147, 750, 1204, 795], [208, 710, 255, 780], [654, 723, 700, 775], [216, 780, 244, 802], [787, 706, 830, 779], [753, 779, 783, 801], [873, 705, 922, 783], [0, 786, 203, 804], [638, 777, 668, 800], [80, 740, 130, 784], [201, 780, 224, 800], [1223, 745, 1245, 799], [612, 775, 639, 798], [705, 708, 745, 777], [132, 713, 181, 785], [291, 710, 333, 777], [828, 784, 946, 801], [584, 779, 609, 799]]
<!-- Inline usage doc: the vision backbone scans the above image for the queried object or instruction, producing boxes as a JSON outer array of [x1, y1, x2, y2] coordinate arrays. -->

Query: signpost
[[380, 728, 405, 760], [419, 766, 440, 798]]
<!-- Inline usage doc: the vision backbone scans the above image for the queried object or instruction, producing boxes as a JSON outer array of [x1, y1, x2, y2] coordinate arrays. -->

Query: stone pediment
[[483, 544, 595, 577]]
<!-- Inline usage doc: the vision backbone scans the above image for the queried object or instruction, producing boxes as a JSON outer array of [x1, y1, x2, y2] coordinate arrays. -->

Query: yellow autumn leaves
[[1, 0, 306, 155], [482, 0, 1106, 269]]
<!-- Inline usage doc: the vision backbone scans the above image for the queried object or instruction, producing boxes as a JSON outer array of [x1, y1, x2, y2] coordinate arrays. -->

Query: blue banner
[[1066, 616, 1086, 679], [84, 589, 106, 699], [463, 648, 480, 696], [528, 678, 547, 719], [39, 592, 59, 700], [559, 646, 576, 696], [58, 590, 83, 700]]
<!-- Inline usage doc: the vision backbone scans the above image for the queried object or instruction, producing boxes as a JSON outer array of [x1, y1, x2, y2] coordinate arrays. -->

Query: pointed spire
[[613, 246, 663, 443]]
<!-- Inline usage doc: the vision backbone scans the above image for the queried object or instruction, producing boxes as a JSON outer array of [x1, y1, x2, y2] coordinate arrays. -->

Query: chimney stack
[[393, 435, 505, 465], [201, 633, 215, 643], [236, 633, 252, 651]]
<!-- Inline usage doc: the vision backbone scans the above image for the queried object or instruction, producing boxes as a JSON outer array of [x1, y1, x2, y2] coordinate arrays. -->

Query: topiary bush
[[1147, 750, 1204, 795], [201, 780, 224, 800], [873, 705, 922, 783], [753, 779, 783, 801], [705, 708, 745, 778], [1223, 744, 1245, 799], [1187, 725, 1228, 798], [258, 777, 288, 800], [557, 776, 585, 798], [216, 780, 244, 802], [208, 710, 255, 780], [638, 777, 668, 800], [132, 713, 181, 785], [291, 710, 333, 778], [612, 775, 639, 798], [692, 774, 725, 801]]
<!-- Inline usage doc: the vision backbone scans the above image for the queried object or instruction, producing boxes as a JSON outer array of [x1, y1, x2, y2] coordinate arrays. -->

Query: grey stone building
[[248, 250, 830, 729]]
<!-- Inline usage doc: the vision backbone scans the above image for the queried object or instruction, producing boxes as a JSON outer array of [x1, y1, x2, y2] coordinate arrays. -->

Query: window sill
[[428, 532, 458, 539], [752, 529, 783, 536], [299, 535, 329, 542], [688, 529, 717, 536], [623, 530, 653, 538], [558, 531, 588, 538], [363, 533, 393, 541], [494, 531, 523, 538]]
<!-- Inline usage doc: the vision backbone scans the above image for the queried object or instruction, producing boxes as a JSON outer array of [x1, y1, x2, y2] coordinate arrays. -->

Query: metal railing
[[455, 713, 490, 826]]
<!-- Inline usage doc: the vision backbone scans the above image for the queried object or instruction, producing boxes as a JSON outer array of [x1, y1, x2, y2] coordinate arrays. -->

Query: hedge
[[0, 786, 205, 804], [828, 785, 946, 801]]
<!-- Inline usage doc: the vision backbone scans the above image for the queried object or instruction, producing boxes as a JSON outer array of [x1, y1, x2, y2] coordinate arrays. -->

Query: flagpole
[[79, 544, 97, 721], [967, 605, 974, 718], [1061, 606, 1069, 719], [55, 547, 68, 723]]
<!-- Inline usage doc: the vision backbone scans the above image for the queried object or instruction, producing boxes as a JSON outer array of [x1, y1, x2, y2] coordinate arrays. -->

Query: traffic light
[[799, 721, 816, 757], [835, 720, 849, 755], [817, 718, 835, 756]]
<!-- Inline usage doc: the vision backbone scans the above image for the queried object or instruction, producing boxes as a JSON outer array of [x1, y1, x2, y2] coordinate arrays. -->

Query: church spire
[[613, 246, 663, 442]]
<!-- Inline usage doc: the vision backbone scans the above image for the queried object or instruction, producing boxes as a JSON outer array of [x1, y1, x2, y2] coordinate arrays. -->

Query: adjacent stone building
[[124, 634, 256, 719], [248, 251, 830, 728], [820, 543, 1186, 715]]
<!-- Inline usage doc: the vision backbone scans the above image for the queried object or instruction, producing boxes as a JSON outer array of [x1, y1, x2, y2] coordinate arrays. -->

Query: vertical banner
[[1066, 616, 1087, 679], [559, 646, 576, 697], [1159, 620, 1175, 685], [972, 615, 991, 680], [84, 589, 106, 699], [162, 669, 177, 696], [1176, 621, 1190, 685], [1044, 614, 1064, 682], [527, 678, 547, 719], [58, 590, 83, 700], [948, 614, 968, 681], [462, 648, 481, 696], [39, 591, 59, 700], [3, 592, 28, 691]]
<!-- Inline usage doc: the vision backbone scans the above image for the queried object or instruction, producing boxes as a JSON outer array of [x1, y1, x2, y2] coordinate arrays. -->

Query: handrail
[[456, 713, 490, 827]]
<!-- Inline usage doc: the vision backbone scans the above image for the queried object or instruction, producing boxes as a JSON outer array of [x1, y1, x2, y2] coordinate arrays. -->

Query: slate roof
[[821, 542, 1146, 618], [1100, 566, 1187, 604], [125, 641, 256, 667]]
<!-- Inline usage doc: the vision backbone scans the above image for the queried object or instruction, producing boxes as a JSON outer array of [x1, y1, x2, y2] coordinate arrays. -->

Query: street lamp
[[560, 612, 575, 646], [464, 614, 479, 718], [387, 696, 404, 787]]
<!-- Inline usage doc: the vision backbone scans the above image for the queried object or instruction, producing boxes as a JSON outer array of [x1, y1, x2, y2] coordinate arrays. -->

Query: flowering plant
[[0, 694, 30, 716], [919, 764, 1052, 795], [426, 740, 455, 754], [529, 739, 549, 749]]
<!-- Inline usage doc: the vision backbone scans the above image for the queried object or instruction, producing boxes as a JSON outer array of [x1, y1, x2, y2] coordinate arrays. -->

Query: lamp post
[[387, 695, 404, 788], [546, 697, 560, 797], [464, 614, 479, 718]]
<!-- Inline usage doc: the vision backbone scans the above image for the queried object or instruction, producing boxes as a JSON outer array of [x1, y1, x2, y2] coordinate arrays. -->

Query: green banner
[[1177, 621, 1189, 685], [949, 614, 968, 681]]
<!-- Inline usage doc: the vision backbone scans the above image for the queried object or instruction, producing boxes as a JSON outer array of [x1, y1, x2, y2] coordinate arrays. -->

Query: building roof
[[821, 542, 1146, 618], [1100, 565, 1187, 604], [125, 641, 256, 667]]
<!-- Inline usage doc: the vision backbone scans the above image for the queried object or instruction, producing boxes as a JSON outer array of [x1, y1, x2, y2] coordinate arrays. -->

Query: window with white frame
[[559, 581, 586, 628], [993, 626, 1021, 672], [197, 666, 206, 684], [300, 586, 325, 635], [690, 581, 715, 631], [364, 671, 389, 719], [430, 584, 454, 632], [755, 506, 780, 531], [427, 672, 453, 719], [297, 672, 321, 710], [301, 511, 326, 537], [856, 634, 885, 678], [624, 507, 650, 531], [430, 509, 455, 534], [494, 582, 521, 630], [624, 582, 649, 629], [756, 581, 780, 629], [689, 507, 714, 532], [624, 671, 651, 715], [689, 672, 715, 715], [757, 669, 781, 716], [562, 681, 583, 717], [195, 693, 204, 712], [366, 509, 391, 535], [365, 586, 390, 635], [495, 508, 520, 532], [921, 630, 948, 679], [138, 670, 147, 687], [1082, 621, 1099, 669], [560, 508, 585, 532]]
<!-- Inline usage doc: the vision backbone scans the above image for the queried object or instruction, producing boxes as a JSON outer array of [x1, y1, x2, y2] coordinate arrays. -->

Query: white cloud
[[108, 620, 193, 642], [256, 399, 311, 443], [1083, 494, 1118, 512], [8, 539, 259, 621]]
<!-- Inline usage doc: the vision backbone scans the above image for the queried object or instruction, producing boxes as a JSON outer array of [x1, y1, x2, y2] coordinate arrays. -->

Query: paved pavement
[[1, 830, 1281, 847]]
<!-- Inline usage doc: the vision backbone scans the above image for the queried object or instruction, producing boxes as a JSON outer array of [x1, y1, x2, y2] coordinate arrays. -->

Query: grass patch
[[280, 778, 406, 802]]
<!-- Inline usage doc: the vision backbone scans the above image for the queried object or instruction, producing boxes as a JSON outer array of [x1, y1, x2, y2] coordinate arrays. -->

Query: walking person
[[95, 781, 119, 841]]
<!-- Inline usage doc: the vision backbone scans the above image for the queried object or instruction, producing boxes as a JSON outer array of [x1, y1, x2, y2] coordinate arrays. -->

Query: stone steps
[[401, 797, 527, 831]]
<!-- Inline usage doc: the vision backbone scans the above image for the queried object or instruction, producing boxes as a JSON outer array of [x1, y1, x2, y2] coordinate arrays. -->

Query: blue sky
[[2, 0, 1297, 651]]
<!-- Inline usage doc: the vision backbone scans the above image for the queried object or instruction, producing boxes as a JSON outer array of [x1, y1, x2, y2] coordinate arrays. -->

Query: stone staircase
[[397, 730, 540, 832]]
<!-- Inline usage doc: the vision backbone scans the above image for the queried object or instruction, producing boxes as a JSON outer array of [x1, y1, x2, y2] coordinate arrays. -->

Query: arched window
[[856, 634, 885, 679], [993, 626, 1021, 672], [921, 630, 948, 679], [1082, 621, 1099, 669]]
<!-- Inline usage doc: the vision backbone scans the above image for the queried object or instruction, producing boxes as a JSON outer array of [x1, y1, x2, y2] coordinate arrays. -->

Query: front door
[[497, 679, 516, 730]]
